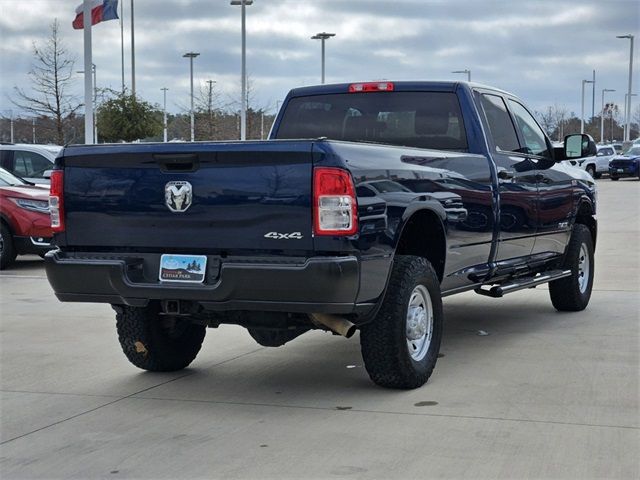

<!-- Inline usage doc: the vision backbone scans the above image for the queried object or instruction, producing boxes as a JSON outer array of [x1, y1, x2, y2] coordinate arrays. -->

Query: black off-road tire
[[0, 223, 17, 270], [610, 175, 619, 181], [585, 165, 596, 178], [360, 256, 443, 389], [115, 303, 206, 371], [549, 224, 594, 312]]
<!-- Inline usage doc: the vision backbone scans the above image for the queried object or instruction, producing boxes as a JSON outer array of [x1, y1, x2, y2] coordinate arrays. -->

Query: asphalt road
[[1, 178, 638, 479]]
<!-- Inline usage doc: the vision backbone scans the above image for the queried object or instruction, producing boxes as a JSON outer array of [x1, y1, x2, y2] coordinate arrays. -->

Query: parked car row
[[609, 145, 640, 181], [562, 141, 640, 181], [0, 143, 60, 184], [0, 167, 55, 269]]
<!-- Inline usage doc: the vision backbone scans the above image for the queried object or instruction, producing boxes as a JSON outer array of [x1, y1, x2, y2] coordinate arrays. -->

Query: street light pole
[[311, 32, 336, 84], [92, 64, 97, 142], [183, 52, 200, 142], [617, 34, 634, 141], [623, 93, 638, 140], [601, 89, 615, 143], [130, 0, 136, 96], [452, 69, 471, 82], [77, 63, 97, 142], [231, 0, 253, 140], [581, 79, 594, 134], [161, 87, 168, 142]]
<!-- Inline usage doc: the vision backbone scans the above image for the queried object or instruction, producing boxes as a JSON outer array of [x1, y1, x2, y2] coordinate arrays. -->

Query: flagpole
[[120, 0, 125, 94], [130, 0, 135, 97], [83, 0, 94, 144]]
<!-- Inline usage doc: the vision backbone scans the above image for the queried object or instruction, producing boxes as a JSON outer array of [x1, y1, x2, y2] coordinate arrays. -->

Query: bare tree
[[11, 20, 81, 145], [551, 104, 569, 141], [536, 107, 556, 137]]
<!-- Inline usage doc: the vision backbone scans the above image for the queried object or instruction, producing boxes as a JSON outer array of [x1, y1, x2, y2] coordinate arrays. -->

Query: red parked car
[[0, 167, 53, 269]]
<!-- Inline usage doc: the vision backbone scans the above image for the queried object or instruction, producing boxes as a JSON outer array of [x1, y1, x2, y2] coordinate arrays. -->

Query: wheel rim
[[405, 285, 433, 362], [577, 243, 590, 293]]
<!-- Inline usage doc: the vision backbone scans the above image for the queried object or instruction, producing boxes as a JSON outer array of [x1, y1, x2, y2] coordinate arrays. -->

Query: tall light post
[[617, 34, 634, 141], [601, 88, 615, 143], [231, 0, 253, 140], [161, 87, 168, 143], [452, 69, 471, 82], [183, 52, 200, 142], [581, 79, 594, 134], [623, 93, 637, 140], [311, 32, 335, 84], [130, 0, 136, 96], [77, 63, 97, 142]]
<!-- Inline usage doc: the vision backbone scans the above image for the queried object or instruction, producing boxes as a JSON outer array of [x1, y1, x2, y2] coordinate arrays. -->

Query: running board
[[474, 269, 572, 298]]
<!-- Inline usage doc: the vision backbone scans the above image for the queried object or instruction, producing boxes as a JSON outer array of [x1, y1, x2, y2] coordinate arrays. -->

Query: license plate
[[159, 254, 207, 283], [617, 169, 624, 173]]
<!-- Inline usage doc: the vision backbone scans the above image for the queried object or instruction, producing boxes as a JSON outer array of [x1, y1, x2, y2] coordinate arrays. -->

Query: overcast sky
[[0, 0, 638, 118]]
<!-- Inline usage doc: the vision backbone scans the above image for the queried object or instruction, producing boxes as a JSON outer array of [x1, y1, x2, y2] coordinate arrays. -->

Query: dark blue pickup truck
[[45, 81, 598, 389]]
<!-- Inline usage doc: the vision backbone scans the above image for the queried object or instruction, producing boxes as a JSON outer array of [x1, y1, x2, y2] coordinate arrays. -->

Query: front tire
[[549, 224, 594, 311], [586, 165, 596, 178], [115, 304, 206, 371], [360, 256, 443, 389], [611, 175, 619, 181], [0, 224, 17, 270]]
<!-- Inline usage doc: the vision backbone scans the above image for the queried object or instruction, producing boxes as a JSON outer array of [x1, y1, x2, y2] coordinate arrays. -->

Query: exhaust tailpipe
[[310, 313, 357, 338]]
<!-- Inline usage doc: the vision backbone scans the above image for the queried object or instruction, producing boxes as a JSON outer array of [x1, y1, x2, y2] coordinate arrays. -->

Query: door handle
[[497, 168, 514, 180]]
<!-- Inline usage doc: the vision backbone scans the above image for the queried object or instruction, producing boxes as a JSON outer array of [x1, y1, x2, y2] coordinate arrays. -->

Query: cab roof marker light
[[348, 82, 395, 93]]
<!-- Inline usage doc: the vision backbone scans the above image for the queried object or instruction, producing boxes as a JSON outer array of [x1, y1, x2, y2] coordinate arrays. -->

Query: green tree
[[97, 90, 162, 142]]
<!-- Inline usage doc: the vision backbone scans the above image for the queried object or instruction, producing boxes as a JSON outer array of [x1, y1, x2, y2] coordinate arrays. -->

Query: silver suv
[[0, 144, 62, 184]]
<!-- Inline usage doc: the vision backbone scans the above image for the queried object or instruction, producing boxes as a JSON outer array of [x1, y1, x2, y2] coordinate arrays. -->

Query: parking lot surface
[[1, 179, 638, 479]]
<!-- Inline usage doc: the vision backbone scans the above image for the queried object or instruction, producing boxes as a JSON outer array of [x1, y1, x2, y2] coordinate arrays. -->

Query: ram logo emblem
[[165, 181, 193, 212]]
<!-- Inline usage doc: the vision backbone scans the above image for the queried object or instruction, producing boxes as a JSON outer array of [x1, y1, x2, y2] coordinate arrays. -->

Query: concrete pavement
[[1, 178, 638, 479]]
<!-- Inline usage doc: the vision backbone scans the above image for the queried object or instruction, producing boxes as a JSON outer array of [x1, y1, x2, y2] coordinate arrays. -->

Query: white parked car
[[563, 145, 616, 179], [0, 143, 62, 184]]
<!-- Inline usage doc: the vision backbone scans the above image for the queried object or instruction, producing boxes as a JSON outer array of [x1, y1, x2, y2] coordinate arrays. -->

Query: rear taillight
[[49, 170, 64, 233], [348, 82, 394, 93], [313, 167, 358, 236]]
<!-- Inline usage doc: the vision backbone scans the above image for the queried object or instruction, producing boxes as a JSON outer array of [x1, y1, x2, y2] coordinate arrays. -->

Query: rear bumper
[[45, 250, 367, 315]]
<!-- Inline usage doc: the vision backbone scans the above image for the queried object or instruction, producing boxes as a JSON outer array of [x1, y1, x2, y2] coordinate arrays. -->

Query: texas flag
[[72, 0, 119, 30]]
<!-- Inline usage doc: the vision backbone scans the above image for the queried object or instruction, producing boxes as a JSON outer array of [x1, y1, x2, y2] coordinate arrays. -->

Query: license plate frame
[[159, 254, 207, 283]]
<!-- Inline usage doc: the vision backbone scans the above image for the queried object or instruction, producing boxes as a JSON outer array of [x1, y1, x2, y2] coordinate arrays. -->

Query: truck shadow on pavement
[[133, 294, 578, 402]]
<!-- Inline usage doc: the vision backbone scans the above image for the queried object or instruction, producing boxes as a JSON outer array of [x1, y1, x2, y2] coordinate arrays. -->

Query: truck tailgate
[[60, 142, 314, 252]]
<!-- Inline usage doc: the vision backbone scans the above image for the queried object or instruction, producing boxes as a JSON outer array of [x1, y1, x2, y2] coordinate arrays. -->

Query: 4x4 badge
[[165, 181, 193, 212]]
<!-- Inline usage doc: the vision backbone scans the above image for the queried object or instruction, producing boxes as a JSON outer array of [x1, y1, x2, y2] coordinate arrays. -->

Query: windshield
[[0, 168, 25, 187], [624, 146, 640, 156], [276, 91, 468, 151]]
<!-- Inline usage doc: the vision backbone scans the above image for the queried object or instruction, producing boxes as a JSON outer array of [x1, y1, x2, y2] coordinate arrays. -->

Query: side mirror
[[43, 170, 53, 179], [564, 134, 597, 159]]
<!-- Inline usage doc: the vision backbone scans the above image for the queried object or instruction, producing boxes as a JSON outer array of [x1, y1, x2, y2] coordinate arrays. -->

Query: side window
[[13, 151, 52, 178], [507, 100, 551, 158], [480, 94, 520, 153]]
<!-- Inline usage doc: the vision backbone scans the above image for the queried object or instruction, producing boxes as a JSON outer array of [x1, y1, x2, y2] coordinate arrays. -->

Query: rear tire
[[360, 256, 443, 389], [115, 304, 206, 371], [611, 175, 619, 181], [549, 224, 594, 312], [0, 224, 17, 270]]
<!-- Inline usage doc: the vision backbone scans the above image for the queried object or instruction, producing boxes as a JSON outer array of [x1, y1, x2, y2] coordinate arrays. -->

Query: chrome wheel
[[405, 285, 433, 362], [577, 243, 590, 293]]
